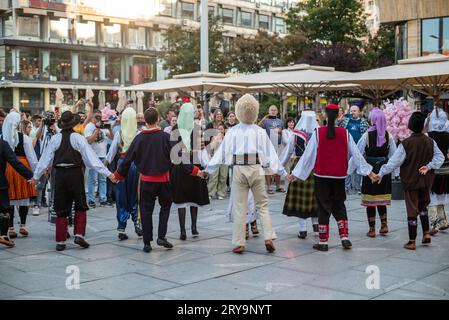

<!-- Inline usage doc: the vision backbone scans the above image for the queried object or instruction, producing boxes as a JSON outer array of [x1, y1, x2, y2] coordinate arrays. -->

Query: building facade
[[0, 0, 294, 113], [375, 0, 449, 61]]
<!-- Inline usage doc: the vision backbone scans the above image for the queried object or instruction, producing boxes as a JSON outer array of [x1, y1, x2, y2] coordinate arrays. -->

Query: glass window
[[274, 17, 285, 33], [80, 53, 99, 82], [241, 12, 252, 27], [50, 89, 75, 106], [0, 89, 13, 111], [181, 2, 195, 20], [18, 16, 40, 37], [131, 57, 155, 85], [48, 50, 71, 81], [222, 8, 234, 25], [1, 15, 14, 37], [107, 55, 122, 84], [76, 21, 96, 43], [443, 17, 449, 56], [103, 23, 121, 44], [395, 22, 408, 61], [128, 27, 146, 48], [422, 18, 440, 56], [159, 0, 174, 16], [19, 89, 43, 114], [49, 18, 68, 39], [18, 48, 41, 81], [259, 15, 269, 30]]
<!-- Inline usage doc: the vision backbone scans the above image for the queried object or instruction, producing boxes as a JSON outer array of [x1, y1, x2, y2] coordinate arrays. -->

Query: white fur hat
[[235, 94, 259, 124]]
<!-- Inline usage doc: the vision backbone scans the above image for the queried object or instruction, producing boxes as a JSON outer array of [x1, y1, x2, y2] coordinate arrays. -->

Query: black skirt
[[361, 156, 392, 206], [170, 164, 210, 206]]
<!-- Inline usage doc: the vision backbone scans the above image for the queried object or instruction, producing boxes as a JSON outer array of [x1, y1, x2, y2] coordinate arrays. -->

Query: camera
[[99, 122, 111, 129]]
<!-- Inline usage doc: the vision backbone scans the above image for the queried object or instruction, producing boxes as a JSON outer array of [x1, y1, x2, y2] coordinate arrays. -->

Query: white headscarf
[[177, 103, 195, 151], [428, 107, 449, 132], [120, 107, 137, 153], [293, 110, 319, 142], [2, 111, 21, 150]]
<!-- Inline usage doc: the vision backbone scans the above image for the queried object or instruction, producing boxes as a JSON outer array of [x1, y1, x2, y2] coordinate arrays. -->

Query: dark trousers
[[0, 191, 10, 236], [8, 206, 28, 227], [404, 188, 431, 218], [139, 181, 172, 244]]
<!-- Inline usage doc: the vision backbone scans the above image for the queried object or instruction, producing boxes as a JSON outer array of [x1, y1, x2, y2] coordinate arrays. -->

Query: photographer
[[71, 98, 94, 136], [84, 111, 114, 208]]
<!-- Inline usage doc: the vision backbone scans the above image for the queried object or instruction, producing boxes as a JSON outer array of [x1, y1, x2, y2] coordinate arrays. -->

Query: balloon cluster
[[384, 98, 414, 143]]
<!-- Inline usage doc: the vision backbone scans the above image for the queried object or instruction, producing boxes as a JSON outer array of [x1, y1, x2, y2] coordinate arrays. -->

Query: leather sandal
[[232, 245, 245, 254]]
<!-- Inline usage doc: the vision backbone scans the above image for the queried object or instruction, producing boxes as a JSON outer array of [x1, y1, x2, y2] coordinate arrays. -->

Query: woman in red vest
[[287, 104, 376, 252]]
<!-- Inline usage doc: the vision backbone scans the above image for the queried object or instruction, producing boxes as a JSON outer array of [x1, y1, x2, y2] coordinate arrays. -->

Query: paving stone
[[254, 284, 367, 300]]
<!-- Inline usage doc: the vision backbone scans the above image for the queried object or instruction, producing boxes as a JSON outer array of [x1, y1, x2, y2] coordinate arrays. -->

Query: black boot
[[298, 231, 307, 239], [134, 224, 142, 237], [56, 243, 66, 251], [118, 233, 128, 241], [157, 238, 173, 249], [178, 208, 187, 240], [143, 242, 152, 253], [341, 239, 352, 249], [191, 207, 199, 236], [313, 243, 328, 251], [74, 236, 90, 248]]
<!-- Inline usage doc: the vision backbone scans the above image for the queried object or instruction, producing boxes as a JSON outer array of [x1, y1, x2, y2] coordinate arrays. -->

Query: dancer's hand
[[28, 178, 38, 185], [419, 166, 429, 175], [108, 174, 118, 184], [286, 174, 296, 183], [197, 170, 207, 179]]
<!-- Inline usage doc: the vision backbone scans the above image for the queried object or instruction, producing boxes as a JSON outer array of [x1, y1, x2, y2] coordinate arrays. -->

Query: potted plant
[[45, 65, 59, 81]]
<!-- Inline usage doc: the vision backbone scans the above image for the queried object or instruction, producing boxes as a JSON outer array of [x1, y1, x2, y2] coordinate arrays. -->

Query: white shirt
[[348, 132, 399, 176], [33, 132, 112, 180], [205, 123, 287, 177], [378, 140, 444, 177], [282, 128, 294, 146], [292, 129, 373, 181], [84, 122, 109, 158], [23, 134, 38, 171]]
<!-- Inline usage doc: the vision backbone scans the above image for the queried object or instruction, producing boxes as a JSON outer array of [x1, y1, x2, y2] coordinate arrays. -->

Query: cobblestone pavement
[[1, 192, 449, 300]]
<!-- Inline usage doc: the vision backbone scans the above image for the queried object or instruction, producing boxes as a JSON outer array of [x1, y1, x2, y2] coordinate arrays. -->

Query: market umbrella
[[55, 88, 64, 110], [116, 87, 127, 113], [98, 90, 106, 110], [329, 54, 449, 104], [86, 86, 94, 101]]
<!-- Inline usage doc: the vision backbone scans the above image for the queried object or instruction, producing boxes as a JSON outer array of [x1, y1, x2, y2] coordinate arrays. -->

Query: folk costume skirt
[[6, 156, 36, 201], [361, 156, 391, 207]]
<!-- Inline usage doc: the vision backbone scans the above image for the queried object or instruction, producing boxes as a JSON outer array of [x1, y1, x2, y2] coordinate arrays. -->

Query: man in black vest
[[32, 111, 117, 251], [0, 139, 34, 247]]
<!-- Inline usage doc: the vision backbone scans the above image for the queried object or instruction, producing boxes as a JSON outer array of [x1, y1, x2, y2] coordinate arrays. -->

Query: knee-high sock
[[74, 211, 87, 237], [0, 212, 10, 236], [190, 206, 198, 230], [8, 207, 14, 228], [419, 211, 430, 234], [367, 207, 376, 229], [56, 217, 68, 242], [178, 208, 186, 233], [318, 224, 329, 244], [408, 217, 418, 241], [337, 220, 349, 240], [298, 218, 307, 232], [19, 206, 28, 225], [377, 206, 387, 226], [311, 217, 318, 226]]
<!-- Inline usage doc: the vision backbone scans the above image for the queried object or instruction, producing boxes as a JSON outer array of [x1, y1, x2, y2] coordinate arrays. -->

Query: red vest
[[314, 127, 348, 178]]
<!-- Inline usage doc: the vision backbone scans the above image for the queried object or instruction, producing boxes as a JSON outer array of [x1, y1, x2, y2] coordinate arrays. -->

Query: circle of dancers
[[0, 95, 448, 254]]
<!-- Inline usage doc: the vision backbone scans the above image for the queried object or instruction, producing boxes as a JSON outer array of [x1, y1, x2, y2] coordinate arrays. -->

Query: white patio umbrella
[[329, 54, 449, 103], [55, 88, 64, 110], [86, 86, 94, 101], [116, 87, 127, 113], [98, 90, 106, 110], [136, 91, 144, 114]]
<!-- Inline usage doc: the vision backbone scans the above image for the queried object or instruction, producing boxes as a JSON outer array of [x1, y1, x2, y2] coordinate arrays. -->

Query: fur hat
[[235, 94, 259, 124]]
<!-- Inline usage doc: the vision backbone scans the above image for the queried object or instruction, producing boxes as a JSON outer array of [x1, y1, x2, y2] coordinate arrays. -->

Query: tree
[[300, 42, 366, 72], [161, 15, 230, 77], [364, 24, 396, 69], [286, 0, 368, 47]]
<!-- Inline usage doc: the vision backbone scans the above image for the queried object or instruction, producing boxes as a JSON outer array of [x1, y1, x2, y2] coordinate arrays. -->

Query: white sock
[[311, 217, 319, 225], [298, 218, 307, 232]]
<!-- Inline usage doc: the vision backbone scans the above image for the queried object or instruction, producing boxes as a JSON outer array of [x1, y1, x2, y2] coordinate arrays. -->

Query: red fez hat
[[181, 97, 191, 103], [325, 104, 339, 110]]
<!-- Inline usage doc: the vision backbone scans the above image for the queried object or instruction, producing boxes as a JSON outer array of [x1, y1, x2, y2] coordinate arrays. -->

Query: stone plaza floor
[[1, 192, 449, 300]]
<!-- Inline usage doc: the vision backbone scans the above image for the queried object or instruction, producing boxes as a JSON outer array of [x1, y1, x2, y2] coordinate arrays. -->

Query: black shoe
[[118, 233, 128, 241], [74, 236, 90, 248], [191, 227, 199, 236], [143, 243, 152, 253], [157, 238, 173, 249], [341, 239, 352, 249], [313, 243, 329, 251], [134, 225, 142, 237], [298, 231, 307, 239], [313, 224, 319, 233], [88, 201, 96, 209], [56, 243, 66, 251], [180, 230, 187, 241]]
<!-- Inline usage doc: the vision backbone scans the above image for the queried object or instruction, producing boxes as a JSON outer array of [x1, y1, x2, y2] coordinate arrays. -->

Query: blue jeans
[[88, 158, 107, 203], [345, 172, 361, 192]]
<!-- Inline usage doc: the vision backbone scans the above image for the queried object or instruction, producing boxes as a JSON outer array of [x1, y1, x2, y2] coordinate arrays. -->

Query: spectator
[[340, 104, 370, 193], [164, 115, 177, 134], [195, 105, 208, 129], [258, 105, 285, 194], [159, 109, 176, 129], [336, 107, 346, 127], [0, 108, 7, 136], [208, 123, 229, 200], [282, 117, 295, 146], [84, 111, 114, 208], [225, 111, 238, 129], [72, 98, 94, 136], [206, 109, 225, 130]]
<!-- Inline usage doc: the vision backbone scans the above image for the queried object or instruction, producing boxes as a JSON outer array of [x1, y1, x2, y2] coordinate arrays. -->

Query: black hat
[[58, 111, 80, 130], [408, 111, 425, 134]]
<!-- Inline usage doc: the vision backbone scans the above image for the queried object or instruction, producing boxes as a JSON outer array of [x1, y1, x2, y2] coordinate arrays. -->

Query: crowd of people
[[0, 94, 448, 254]]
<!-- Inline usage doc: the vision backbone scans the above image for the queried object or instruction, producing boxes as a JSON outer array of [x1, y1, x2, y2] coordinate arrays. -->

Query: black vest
[[54, 130, 83, 167], [14, 133, 26, 157], [365, 131, 389, 158]]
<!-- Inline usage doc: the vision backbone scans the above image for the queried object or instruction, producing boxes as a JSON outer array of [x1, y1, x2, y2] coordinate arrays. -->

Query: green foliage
[[155, 100, 174, 119], [259, 94, 281, 120], [161, 15, 230, 77], [286, 0, 368, 46], [364, 24, 396, 69]]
